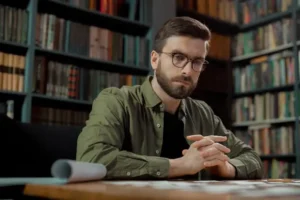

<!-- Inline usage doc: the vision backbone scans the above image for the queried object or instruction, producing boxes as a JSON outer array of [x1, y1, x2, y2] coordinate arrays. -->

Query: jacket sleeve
[[76, 88, 170, 180], [212, 113, 263, 180]]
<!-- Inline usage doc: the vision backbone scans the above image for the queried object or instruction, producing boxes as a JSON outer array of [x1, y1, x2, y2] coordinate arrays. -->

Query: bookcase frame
[[0, 0, 152, 123], [175, 0, 300, 179], [232, 0, 300, 178]]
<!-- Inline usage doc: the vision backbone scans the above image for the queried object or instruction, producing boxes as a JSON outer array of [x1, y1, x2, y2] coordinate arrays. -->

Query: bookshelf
[[231, 0, 300, 179], [175, 0, 238, 129], [176, 0, 300, 179], [0, 0, 152, 125]]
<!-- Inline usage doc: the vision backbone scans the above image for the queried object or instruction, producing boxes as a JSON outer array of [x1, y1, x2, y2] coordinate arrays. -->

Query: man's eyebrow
[[171, 49, 205, 60]]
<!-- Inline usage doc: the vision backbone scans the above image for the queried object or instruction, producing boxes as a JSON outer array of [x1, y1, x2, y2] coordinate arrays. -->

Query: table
[[23, 179, 300, 200]]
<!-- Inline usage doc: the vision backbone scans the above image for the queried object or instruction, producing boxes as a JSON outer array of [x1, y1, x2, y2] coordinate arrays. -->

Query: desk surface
[[23, 179, 300, 200]]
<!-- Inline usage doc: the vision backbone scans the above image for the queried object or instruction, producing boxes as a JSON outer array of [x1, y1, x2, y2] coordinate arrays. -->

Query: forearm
[[77, 143, 171, 180], [229, 150, 263, 180]]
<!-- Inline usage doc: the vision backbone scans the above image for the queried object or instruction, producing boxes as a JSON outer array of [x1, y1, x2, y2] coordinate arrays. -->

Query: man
[[76, 17, 263, 180]]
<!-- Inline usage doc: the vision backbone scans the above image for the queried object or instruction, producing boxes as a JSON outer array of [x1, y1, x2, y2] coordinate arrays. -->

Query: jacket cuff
[[147, 156, 170, 178], [228, 158, 248, 179]]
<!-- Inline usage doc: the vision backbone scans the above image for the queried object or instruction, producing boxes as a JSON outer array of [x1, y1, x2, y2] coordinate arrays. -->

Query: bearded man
[[76, 16, 263, 180]]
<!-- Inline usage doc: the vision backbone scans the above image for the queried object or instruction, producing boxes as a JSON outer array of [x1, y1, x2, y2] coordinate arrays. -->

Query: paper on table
[[51, 159, 107, 183]]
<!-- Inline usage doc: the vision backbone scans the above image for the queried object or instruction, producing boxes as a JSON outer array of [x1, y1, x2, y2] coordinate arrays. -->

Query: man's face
[[151, 36, 207, 99]]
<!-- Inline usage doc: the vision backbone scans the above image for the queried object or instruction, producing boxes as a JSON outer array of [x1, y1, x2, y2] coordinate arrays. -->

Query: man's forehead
[[163, 37, 207, 58]]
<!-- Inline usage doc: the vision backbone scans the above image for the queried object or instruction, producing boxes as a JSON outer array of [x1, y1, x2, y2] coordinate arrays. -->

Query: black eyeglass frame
[[157, 51, 209, 72]]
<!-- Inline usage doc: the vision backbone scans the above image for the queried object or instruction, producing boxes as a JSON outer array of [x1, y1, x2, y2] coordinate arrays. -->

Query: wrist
[[221, 161, 236, 179], [227, 162, 237, 178], [168, 157, 187, 178]]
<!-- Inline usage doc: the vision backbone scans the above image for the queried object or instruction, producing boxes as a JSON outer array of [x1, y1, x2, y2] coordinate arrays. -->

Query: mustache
[[172, 76, 192, 83]]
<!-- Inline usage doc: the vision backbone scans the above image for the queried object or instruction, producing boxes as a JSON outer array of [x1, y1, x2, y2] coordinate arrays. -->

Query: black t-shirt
[[160, 111, 189, 159], [160, 111, 198, 180]]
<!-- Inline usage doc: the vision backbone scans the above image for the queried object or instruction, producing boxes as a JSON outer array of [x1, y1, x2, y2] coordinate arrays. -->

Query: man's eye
[[194, 60, 204, 65], [174, 54, 185, 61]]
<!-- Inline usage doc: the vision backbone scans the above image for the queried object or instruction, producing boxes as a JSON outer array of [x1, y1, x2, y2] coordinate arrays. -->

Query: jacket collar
[[141, 75, 187, 117]]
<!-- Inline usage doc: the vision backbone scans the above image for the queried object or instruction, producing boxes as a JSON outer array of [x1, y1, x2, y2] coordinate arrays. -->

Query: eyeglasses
[[159, 52, 209, 72]]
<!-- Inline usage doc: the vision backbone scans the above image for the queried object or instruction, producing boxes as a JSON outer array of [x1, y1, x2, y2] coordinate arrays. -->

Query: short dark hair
[[153, 16, 211, 52]]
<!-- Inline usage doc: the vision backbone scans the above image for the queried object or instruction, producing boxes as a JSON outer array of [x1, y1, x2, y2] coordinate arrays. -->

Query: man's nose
[[181, 61, 193, 76]]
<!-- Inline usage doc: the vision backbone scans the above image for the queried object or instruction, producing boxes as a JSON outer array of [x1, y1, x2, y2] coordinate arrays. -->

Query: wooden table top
[[23, 179, 300, 200]]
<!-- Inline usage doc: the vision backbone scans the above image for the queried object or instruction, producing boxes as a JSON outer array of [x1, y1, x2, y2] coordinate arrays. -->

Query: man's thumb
[[182, 149, 188, 155]]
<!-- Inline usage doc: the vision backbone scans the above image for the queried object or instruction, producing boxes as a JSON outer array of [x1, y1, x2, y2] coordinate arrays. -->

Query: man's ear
[[150, 50, 159, 70]]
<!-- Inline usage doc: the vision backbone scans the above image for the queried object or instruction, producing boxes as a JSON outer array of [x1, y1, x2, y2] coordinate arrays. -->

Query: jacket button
[[156, 123, 161, 128], [126, 172, 131, 176], [156, 171, 161, 176], [155, 150, 159, 154]]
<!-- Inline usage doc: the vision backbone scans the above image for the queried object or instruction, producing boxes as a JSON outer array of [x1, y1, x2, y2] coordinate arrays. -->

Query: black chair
[[0, 114, 84, 199], [0, 114, 83, 177]]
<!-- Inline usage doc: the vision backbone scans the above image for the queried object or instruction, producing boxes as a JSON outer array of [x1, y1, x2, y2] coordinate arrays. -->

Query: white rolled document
[[51, 159, 107, 183]]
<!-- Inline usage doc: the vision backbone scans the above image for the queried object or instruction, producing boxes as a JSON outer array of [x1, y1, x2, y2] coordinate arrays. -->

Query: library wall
[[1, 0, 299, 179]]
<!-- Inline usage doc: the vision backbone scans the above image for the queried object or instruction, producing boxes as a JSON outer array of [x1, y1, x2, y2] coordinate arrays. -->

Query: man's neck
[[151, 76, 181, 114]]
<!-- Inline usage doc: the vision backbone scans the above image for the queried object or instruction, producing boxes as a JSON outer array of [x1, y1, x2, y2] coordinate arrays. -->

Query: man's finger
[[191, 138, 214, 148], [186, 135, 204, 141], [213, 143, 231, 154], [186, 135, 227, 143], [205, 135, 227, 143], [201, 147, 220, 158], [204, 153, 229, 162], [204, 159, 224, 167]]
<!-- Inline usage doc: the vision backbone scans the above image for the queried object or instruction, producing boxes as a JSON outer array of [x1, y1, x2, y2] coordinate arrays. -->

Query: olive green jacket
[[76, 76, 263, 180]]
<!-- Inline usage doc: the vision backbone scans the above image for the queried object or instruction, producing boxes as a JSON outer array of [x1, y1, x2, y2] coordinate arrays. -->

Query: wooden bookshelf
[[175, 0, 300, 179], [0, 0, 152, 127], [231, 0, 300, 179]]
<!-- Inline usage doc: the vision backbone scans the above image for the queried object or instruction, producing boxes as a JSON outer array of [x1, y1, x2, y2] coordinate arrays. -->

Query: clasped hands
[[181, 134, 236, 178]]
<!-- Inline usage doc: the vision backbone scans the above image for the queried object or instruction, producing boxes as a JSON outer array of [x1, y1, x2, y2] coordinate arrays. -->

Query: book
[[0, 159, 107, 187]]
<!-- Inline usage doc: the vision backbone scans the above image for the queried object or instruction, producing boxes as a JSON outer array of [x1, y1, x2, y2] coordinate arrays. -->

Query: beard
[[156, 61, 197, 99]]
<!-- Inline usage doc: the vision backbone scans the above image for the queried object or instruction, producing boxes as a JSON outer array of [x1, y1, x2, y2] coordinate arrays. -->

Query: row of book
[[235, 125, 295, 155], [263, 160, 296, 179], [1, 99, 89, 126], [208, 33, 231, 60], [33, 56, 147, 102], [0, 5, 28, 44], [233, 52, 299, 94], [36, 12, 149, 67], [240, 0, 293, 25], [232, 18, 293, 57], [232, 91, 298, 123], [59, 0, 150, 24], [176, 0, 237, 24], [31, 106, 89, 126], [0, 52, 25, 92]]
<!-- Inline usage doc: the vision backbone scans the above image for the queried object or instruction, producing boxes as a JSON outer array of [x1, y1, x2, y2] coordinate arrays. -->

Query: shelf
[[0, 91, 27, 101], [32, 93, 92, 106], [233, 85, 295, 98], [38, 0, 150, 37], [206, 56, 230, 65], [176, 9, 239, 36], [232, 117, 298, 128], [0, 40, 28, 55], [232, 42, 297, 62], [35, 48, 150, 75], [0, 0, 30, 9], [260, 154, 296, 160], [239, 10, 292, 32]]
